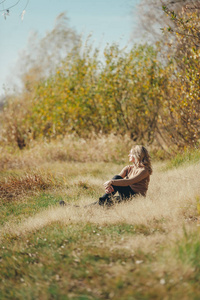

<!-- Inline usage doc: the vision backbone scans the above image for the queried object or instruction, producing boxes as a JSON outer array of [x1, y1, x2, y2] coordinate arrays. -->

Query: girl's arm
[[111, 168, 149, 187], [103, 166, 129, 189], [118, 166, 129, 178], [104, 166, 129, 189]]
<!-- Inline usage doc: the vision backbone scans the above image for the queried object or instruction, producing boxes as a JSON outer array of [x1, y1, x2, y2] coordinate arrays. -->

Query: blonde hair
[[131, 145, 152, 175]]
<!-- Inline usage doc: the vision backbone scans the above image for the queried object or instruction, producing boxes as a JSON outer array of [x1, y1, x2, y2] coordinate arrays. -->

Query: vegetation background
[[0, 0, 200, 299]]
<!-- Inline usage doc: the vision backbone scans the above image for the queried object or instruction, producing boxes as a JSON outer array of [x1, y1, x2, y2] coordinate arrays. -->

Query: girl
[[99, 145, 152, 206]]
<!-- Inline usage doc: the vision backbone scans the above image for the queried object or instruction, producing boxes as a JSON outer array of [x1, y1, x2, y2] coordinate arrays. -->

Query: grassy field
[[0, 140, 200, 300]]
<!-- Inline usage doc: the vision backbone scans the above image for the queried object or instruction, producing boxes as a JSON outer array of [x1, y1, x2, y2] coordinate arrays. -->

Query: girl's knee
[[112, 175, 123, 180]]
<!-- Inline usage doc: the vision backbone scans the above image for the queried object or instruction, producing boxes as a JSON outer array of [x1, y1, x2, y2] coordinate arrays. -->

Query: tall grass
[[0, 134, 136, 172], [0, 172, 61, 200], [165, 147, 200, 170]]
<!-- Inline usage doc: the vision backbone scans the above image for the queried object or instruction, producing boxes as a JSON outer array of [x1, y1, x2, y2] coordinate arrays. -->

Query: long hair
[[131, 145, 152, 175]]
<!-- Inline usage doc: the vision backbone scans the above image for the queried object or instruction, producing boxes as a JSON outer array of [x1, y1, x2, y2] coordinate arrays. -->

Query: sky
[[0, 0, 140, 95]]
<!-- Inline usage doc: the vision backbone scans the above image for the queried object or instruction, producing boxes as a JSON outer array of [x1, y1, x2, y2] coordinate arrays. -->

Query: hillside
[[0, 149, 200, 299]]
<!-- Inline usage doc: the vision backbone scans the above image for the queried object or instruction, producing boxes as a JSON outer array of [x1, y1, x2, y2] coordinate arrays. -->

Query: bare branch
[[0, 0, 29, 13]]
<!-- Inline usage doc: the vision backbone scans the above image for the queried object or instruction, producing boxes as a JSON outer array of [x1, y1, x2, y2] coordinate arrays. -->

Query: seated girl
[[59, 145, 152, 207], [99, 145, 152, 206]]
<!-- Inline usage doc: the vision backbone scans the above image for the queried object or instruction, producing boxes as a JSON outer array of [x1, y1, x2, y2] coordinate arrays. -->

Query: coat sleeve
[[118, 166, 129, 178], [111, 168, 149, 187]]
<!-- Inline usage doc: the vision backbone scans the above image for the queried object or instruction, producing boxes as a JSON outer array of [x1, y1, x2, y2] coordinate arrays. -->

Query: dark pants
[[99, 175, 136, 206]]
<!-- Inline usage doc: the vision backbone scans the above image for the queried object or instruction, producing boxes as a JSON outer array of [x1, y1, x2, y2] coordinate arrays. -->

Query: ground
[[0, 151, 200, 299]]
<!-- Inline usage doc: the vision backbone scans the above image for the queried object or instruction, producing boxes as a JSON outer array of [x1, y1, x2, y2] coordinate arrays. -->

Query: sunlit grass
[[0, 145, 200, 299], [164, 147, 200, 170]]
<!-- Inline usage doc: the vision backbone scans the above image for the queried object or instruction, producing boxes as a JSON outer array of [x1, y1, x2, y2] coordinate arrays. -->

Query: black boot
[[99, 196, 107, 206], [99, 195, 114, 207]]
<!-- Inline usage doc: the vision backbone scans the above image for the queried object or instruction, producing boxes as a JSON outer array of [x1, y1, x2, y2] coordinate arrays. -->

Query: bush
[[0, 43, 168, 148]]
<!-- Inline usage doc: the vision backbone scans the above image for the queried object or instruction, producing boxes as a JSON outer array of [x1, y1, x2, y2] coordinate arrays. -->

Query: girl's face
[[128, 149, 135, 163]]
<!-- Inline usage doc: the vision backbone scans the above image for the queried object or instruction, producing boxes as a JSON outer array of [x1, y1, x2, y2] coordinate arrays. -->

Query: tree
[[132, 0, 200, 150], [17, 12, 80, 92], [160, 1, 200, 148], [0, 12, 80, 149], [133, 0, 198, 42]]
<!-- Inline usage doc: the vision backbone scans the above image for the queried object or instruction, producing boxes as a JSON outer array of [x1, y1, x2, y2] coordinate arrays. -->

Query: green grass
[[0, 193, 62, 226], [176, 229, 200, 276], [164, 147, 200, 170], [1, 223, 200, 299]]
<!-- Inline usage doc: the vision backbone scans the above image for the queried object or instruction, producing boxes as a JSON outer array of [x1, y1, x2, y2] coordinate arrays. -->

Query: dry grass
[[2, 160, 199, 247], [0, 172, 61, 200], [0, 134, 147, 171]]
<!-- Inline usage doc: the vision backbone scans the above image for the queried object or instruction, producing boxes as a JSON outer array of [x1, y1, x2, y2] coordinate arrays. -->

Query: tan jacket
[[111, 165, 150, 196]]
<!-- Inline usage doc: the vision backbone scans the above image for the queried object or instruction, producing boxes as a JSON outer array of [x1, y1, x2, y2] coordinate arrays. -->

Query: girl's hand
[[105, 185, 114, 194], [104, 180, 113, 188]]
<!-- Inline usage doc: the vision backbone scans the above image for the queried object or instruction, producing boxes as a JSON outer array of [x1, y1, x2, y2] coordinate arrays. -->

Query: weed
[[176, 229, 200, 276], [0, 172, 61, 200], [164, 147, 200, 170]]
